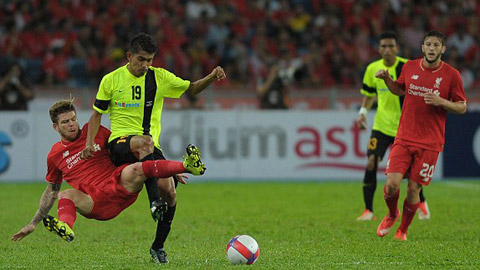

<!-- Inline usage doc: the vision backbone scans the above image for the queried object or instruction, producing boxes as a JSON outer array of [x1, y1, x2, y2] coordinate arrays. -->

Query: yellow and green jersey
[[93, 64, 190, 148], [361, 56, 408, 137]]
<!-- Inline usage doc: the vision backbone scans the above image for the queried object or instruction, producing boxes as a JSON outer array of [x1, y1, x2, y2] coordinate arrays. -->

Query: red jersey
[[395, 59, 467, 152], [46, 124, 117, 193]]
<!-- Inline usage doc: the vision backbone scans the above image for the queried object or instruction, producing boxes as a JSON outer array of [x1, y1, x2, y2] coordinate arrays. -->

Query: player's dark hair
[[49, 98, 76, 123], [379, 31, 398, 42], [129, 32, 157, 54], [423, 31, 446, 45]]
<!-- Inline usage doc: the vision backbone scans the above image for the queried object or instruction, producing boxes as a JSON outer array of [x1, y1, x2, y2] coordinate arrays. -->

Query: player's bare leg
[[377, 173, 402, 237], [395, 180, 422, 241], [129, 135, 164, 221], [131, 136, 162, 220], [59, 189, 94, 216], [405, 180, 421, 204], [43, 189, 93, 242], [158, 177, 177, 207]]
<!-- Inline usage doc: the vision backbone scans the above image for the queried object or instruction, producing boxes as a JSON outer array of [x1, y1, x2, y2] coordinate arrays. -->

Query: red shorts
[[83, 164, 139, 220], [386, 141, 439, 186]]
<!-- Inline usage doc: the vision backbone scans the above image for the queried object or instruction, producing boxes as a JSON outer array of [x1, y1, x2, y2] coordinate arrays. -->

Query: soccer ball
[[226, 235, 259, 265]]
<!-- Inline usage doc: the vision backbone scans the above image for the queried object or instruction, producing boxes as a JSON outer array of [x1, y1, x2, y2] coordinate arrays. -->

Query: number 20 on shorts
[[419, 163, 435, 182]]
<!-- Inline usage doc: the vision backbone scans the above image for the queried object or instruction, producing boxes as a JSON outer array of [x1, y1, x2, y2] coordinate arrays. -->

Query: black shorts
[[366, 130, 395, 159], [108, 135, 166, 166]]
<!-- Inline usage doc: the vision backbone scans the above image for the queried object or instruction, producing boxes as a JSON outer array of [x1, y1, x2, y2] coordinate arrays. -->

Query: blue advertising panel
[[444, 112, 480, 177]]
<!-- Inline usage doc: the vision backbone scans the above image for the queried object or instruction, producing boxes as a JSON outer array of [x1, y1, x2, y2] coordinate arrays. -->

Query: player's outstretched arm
[[188, 66, 226, 95], [11, 183, 61, 241], [424, 93, 467, 114], [375, 69, 405, 96], [257, 65, 280, 98], [80, 110, 102, 160]]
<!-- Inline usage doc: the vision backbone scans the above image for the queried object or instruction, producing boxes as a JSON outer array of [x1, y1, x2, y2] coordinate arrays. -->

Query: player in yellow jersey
[[79, 32, 226, 264], [355, 32, 430, 221]]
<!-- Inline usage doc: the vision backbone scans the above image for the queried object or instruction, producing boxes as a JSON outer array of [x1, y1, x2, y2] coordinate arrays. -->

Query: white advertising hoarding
[[160, 111, 388, 180], [0, 110, 443, 181]]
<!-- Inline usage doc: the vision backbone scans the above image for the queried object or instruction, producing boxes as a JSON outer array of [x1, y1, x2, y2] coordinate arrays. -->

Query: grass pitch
[[1, 180, 479, 269]]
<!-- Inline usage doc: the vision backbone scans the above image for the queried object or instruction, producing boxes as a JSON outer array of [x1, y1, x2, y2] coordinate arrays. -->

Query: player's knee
[[385, 181, 399, 194], [58, 190, 67, 200], [132, 162, 146, 181], [141, 136, 154, 154], [385, 184, 398, 195], [130, 136, 154, 156], [58, 190, 73, 200], [131, 161, 142, 172], [407, 181, 421, 194]]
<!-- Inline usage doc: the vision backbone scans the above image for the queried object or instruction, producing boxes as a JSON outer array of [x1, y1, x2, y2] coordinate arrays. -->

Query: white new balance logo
[[93, 143, 101, 152], [411, 75, 419, 80]]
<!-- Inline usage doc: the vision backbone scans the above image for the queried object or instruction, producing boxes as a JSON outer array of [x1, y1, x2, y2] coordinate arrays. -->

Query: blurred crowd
[[1, 0, 480, 91]]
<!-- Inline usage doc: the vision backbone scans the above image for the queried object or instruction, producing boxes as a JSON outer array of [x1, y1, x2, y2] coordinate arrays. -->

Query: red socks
[[142, 160, 186, 178], [58, 198, 77, 229], [398, 200, 420, 233], [384, 185, 400, 218]]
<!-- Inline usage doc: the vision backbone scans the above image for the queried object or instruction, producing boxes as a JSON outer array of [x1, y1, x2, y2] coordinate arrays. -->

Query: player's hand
[[80, 144, 95, 160], [11, 224, 36, 241], [270, 64, 281, 74], [424, 92, 444, 106], [356, 114, 367, 129], [375, 69, 390, 80], [210, 66, 226, 81], [176, 174, 188, 185]]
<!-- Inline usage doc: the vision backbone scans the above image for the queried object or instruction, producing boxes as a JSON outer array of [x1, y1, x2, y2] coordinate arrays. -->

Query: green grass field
[[1, 180, 479, 269]]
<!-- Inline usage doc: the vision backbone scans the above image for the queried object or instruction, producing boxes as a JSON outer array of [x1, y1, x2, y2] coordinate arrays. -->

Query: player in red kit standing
[[375, 31, 467, 241], [11, 99, 205, 245]]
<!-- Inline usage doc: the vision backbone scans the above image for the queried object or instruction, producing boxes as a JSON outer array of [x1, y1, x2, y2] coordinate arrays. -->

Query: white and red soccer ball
[[226, 235, 259, 265]]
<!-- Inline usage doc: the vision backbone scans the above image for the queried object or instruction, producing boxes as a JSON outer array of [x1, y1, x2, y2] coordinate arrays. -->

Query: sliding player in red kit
[[12, 99, 205, 247], [374, 31, 467, 241]]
